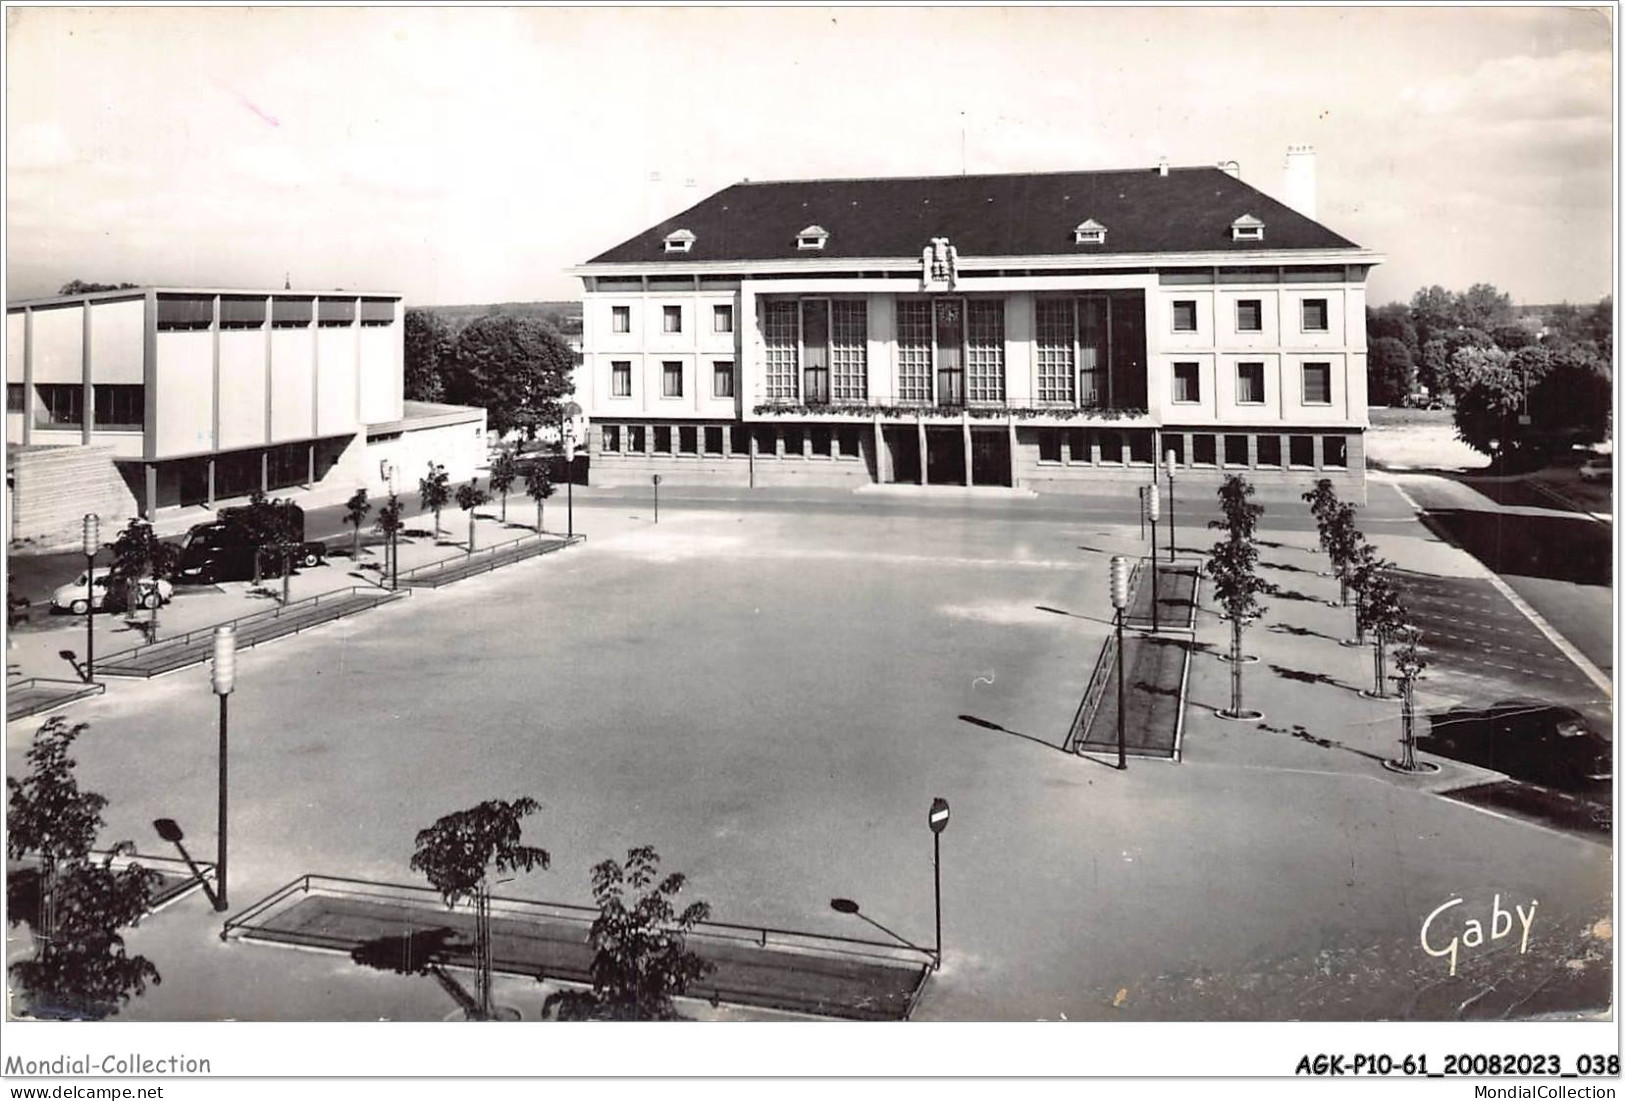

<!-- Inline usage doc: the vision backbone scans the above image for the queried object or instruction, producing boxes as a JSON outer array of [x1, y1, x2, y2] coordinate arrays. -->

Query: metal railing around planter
[[6, 677, 106, 721], [394, 533, 584, 589], [96, 586, 407, 678], [1063, 630, 1119, 755]]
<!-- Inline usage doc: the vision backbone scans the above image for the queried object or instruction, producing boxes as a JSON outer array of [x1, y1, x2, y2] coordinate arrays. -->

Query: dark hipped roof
[[585, 167, 1361, 266]]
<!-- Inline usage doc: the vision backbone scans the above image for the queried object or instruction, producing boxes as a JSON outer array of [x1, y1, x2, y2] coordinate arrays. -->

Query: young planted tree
[[455, 480, 491, 554], [107, 519, 181, 640], [410, 798, 549, 1021], [1301, 478, 1341, 570], [343, 488, 372, 563], [1205, 475, 1270, 719], [238, 491, 278, 588], [488, 448, 520, 524], [373, 494, 405, 586], [6, 718, 160, 1019], [419, 463, 452, 541], [525, 461, 555, 534], [261, 499, 304, 606], [543, 846, 713, 1021], [1359, 566, 1407, 698], [1323, 501, 1365, 607], [1344, 541, 1384, 646], [1392, 624, 1429, 772]]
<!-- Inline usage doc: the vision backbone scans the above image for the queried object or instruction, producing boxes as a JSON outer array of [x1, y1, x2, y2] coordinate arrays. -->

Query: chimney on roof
[[1157, 156, 1169, 178], [1217, 160, 1241, 179], [1282, 144, 1317, 220]]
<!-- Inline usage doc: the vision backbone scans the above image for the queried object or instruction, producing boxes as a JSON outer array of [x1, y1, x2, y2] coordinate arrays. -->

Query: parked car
[[1421, 699, 1611, 792], [51, 567, 174, 615], [176, 504, 327, 584], [1578, 456, 1611, 482]]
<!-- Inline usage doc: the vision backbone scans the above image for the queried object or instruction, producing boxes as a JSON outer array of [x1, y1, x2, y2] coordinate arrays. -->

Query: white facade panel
[[269, 329, 315, 442], [218, 331, 267, 450], [153, 331, 214, 457], [359, 326, 402, 424], [88, 299, 146, 383], [8, 313, 27, 383], [30, 305, 83, 383], [316, 327, 359, 436]]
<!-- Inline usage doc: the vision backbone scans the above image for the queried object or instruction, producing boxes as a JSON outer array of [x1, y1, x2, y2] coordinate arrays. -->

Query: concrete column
[[22, 307, 33, 446], [918, 420, 929, 486], [873, 419, 887, 484], [211, 295, 221, 454], [81, 302, 93, 445], [962, 416, 972, 486], [142, 290, 158, 462], [207, 457, 216, 507], [1008, 419, 1019, 488], [261, 451, 269, 493], [307, 442, 315, 488], [264, 296, 274, 445], [144, 463, 157, 519]]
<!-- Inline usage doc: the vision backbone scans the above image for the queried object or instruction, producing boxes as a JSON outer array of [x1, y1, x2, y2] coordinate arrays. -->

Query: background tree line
[[1366, 284, 1611, 463], [405, 307, 577, 441]]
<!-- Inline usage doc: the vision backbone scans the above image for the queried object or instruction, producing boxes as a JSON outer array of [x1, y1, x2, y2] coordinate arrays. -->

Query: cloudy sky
[[6, 6, 1613, 308]]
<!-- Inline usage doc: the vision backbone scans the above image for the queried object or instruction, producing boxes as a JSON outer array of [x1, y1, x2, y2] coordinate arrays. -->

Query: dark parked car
[[1421, 699, 1611, 792]]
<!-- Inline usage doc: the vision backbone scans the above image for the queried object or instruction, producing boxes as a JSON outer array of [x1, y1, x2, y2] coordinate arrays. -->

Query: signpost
[[928, 797, 949, 970]]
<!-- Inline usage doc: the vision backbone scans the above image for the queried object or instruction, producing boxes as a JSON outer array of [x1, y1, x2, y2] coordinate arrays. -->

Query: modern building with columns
[[5, 286, 484, 534], [570, 155, 1380, 500]]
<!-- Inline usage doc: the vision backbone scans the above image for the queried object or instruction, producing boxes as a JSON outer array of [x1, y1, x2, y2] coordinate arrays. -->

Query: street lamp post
[[1110, 555, 1130, 771], [652, 473, 661, 524], [1164, 450, 1177, 560], [1145, 482, 1161, 634], [211, 626, 236, 912], [81, 513, 98, 684], [928, 797, 949, 970]]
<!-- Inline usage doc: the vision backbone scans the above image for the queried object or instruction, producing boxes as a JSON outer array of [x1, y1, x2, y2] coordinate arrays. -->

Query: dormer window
[[796, 225, 829, 251], [663, 228, 696, 254], [1073, 219, 1107, 245], [1230, 214, 1265, 242]]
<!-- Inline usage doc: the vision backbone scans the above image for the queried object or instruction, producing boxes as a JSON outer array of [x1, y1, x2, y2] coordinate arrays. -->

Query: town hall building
[[571, 150, 1380, 499]]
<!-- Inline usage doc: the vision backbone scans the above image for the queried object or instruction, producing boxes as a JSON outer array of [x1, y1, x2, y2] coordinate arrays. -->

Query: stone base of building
[[587, 419, 1367, 503], [8, 444, 141, 549]]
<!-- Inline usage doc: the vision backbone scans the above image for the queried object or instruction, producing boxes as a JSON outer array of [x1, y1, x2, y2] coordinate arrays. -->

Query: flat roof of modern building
[[8, 286, 404, 311]]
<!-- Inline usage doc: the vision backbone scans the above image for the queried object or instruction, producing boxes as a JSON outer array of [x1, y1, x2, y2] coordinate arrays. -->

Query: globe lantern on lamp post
[[1164, 449, 1177, 560], [1110, 554, 1130, 771], [210, 625, 236, 912], [1145, 483, 1161, 634]]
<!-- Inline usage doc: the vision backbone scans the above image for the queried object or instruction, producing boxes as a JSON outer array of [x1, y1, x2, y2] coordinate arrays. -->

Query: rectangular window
[[1224, 434, 1249, 466], [1236, 362, 1265, 404], [271, 297, 313, 328], [1301, 298, 1328, 332], [1037, 428, 1061, 463], [781, 426, 804, 457], [1193, 434, 1217, 466], [602, 425, 621, 452], [93, 384, 144, 428], [663, 305, 682, 333], [713, 304, 733, 333], [1035, 299, 1076, 403], [1172, 300, 1197, 332], [1172, 362, 1201, 403], [678, 426, 698, 455], [35, 383, 82, 427], [1165, 434, 1185, 467], [7, 383, 24, 413], [966, 300, 1005, 403], [838, 426, 862, 458], [157, 294, 213, 331], [1098, 429, 1124, 464], [713, 361, 735, 398], [1067, 428, 1091, 464], [1078, 297, 1106, 406], [219, 296, 267, 329], [703, 426, 724, 455], [611, 362, 632, 398], [895, 299, 932, 402], [730, 426, 750, 455], [1127, 431, 1153, 465], [317, 298, 355, 327], [653, 426, 672, 454], [612, 305, 630, 333], [1302, 362, 1332, 405], [360, 299, 395, 327], [1236, 299, 1262, 332], [831, 300, 868, 401], [810, 426, 833, 457], [662, 361, 683, 398], [1323, 435, 1348, 468], [1256, 435, 1282, 467], [753, 425, 777, 456], [627, 425, 646, 453], [1290, 435, 1316, 468], [763, 301, 800, 400]]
